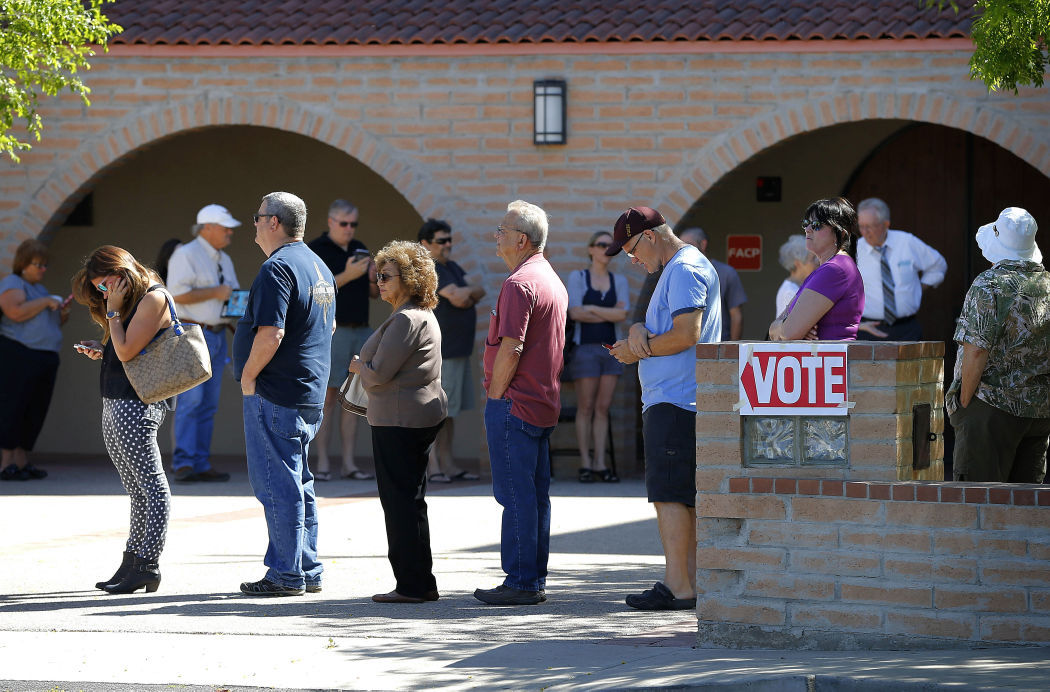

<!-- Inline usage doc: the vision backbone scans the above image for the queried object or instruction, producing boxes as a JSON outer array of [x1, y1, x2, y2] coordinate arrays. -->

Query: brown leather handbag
[[337, 373, 368, 417]]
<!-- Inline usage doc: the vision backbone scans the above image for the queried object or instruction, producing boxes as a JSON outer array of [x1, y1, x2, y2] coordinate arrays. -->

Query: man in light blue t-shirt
[[607, 206, 721, 612]]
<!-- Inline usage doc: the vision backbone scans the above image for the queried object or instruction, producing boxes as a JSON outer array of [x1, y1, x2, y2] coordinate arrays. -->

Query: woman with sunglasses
[[0, 240, 71, 481], [72, 245, 174, 594], [769, 198, 864, 341], [565, 230, 629, 483], [347, 240, 447, 603]]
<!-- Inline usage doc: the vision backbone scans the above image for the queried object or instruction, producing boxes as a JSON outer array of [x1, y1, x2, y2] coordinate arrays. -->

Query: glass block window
[[743, 416, 848, 467]]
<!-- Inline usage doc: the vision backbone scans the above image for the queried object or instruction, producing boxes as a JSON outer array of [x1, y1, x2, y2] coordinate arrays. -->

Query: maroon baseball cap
[[605, 206, 666, 256]]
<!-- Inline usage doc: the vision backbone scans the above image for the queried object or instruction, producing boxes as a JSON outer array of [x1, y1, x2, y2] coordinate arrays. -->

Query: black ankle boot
[[95, 551, 136, 590], [103, 556, 161, 594]]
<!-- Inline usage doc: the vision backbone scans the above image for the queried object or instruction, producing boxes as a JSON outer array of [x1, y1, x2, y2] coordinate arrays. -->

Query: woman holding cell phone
[[564, 231, 629, 483], [72, 245, 174, 594], [0, 240, 71, 481]]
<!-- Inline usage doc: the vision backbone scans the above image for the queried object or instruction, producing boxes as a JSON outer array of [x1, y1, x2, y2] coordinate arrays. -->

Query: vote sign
[[738, 343, 849, 416]]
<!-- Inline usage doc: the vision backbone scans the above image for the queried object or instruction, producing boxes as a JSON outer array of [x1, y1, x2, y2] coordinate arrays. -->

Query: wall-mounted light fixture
[[533, 79, 566, 145]]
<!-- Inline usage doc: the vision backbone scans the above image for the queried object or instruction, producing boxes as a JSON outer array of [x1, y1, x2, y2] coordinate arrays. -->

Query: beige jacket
[[358, 303, 447, 428]]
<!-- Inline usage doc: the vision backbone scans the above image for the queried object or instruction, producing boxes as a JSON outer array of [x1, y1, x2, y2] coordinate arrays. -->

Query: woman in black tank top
[[565, 231, 630, 483], [72, 246, 173, 594]]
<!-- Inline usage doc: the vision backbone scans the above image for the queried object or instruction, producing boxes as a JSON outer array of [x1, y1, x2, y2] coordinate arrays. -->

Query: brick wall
[[695, 342, 1050, 648], [700, 478, 1050, 649], [3, 44, 1050, 464]]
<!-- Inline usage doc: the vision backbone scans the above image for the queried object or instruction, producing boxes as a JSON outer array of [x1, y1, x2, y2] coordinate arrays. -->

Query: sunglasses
[[591, 241, 611, 249], [376, 272, 401, 283], [253, 213, 276, 224], [332, 218, 359, 228], [801, 219, 825, 233], [433, 237, 452, 245]]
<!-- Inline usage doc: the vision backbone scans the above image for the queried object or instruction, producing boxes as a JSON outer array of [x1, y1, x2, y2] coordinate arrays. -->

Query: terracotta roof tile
[[105, 0, 974, 46]]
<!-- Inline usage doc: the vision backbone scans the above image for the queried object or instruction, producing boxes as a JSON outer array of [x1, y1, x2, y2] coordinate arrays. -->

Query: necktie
[[218, 261, 225, 286], [878, 246, 896, 325]]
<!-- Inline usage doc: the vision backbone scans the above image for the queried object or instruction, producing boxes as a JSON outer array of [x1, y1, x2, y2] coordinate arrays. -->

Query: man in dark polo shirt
[[234, 191, 335, 596], [307, 199, 377, 481], [474, 200, 567, 607], [419, 218, 485, 483]]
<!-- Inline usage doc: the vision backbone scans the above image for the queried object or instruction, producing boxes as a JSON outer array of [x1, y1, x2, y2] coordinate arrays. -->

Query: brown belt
[[182, 320, 227, 333]]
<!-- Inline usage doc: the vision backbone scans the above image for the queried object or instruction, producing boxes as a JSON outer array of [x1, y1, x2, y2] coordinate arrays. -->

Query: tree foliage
[[925, 0, 1050, 93], [0, 0, 121, 162]]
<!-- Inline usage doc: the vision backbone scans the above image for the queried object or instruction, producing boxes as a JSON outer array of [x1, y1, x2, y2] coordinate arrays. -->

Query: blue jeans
[[243, 393, 323, 588], [484, 397, 553, 592], [173, 329, 226, 472]]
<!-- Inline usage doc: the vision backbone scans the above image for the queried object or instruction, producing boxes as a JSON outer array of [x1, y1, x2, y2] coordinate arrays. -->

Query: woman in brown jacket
[[348, 240, 447, 603]]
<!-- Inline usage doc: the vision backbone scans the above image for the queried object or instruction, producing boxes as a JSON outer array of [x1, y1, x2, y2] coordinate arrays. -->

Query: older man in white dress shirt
[[855, 197, 947, 341], [166, 204, 241, 482]]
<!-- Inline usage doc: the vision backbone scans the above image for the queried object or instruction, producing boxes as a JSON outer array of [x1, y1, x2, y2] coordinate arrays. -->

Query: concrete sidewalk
[[1, 456, 1048, 690]]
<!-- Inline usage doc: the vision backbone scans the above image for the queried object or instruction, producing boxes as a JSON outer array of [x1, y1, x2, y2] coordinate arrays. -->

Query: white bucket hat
[[976, 207, 1041, 264]]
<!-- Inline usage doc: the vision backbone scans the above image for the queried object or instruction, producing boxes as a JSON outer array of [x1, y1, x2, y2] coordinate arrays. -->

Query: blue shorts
[[568, 342, 624, 380]]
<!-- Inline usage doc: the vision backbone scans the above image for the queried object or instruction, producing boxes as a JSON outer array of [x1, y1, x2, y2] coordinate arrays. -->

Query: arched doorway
[[39, 125, 428, 462], [843, 122, 1050, 353]]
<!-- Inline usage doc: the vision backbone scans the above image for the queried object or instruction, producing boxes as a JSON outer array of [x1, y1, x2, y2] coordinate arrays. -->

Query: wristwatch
[[106, 310, 120, 320]]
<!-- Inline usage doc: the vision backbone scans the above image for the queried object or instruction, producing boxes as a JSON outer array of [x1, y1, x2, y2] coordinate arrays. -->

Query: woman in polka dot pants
[[73, 246, 174, 594]]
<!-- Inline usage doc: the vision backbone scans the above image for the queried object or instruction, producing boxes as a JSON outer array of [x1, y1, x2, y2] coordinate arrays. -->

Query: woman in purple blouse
[[769, 198, 864, 341]]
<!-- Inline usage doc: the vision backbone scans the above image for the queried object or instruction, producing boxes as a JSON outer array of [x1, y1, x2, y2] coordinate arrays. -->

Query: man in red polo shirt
[[474, 200, 568, 607]]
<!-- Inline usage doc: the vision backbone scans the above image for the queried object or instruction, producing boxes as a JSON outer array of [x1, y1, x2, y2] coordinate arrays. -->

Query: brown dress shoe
[[372, 589, 439, 603]]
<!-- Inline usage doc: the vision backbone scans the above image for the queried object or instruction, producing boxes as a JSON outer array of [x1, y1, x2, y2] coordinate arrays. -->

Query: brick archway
[[12, 93, 446, 247], [655, 90, 1050, 223]]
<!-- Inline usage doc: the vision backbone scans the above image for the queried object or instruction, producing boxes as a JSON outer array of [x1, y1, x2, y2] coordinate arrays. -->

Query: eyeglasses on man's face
[[495, 224, 524, 238], [376, 272, 401, 283], [253, 213, 276, 224], [624, 234, 643, 259], [330, 217, 359, 229], [432, 237, 452, 245]]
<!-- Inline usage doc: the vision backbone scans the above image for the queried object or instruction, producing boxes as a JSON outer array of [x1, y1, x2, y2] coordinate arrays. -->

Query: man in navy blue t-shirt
[[233, 191, 335, 597]]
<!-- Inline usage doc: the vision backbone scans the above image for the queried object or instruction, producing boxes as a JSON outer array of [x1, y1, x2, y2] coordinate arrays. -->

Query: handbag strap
[[137, 286, 186, 355]]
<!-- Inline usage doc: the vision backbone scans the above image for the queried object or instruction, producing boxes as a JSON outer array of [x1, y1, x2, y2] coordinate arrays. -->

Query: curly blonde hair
[[374, 240, 438, 310]]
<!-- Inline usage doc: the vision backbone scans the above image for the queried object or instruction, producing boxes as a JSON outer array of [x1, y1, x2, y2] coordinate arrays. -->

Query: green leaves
[[0, 0, 122, 162], [923, 0, 1050, 93]]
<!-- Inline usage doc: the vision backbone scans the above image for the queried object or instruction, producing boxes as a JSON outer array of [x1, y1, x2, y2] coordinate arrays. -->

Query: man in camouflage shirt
[[948, 207, 1050, 483]]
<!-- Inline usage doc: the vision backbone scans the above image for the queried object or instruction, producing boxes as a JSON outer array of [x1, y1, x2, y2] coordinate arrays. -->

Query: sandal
[[343, 470, 375, 481], [449, 470, 480, 481], [625, 582, 696, 611], [428, 473, 452, 484], [577, 468, 596, 484], [314, 471, 331, 482], [597, 468, 619, 483]]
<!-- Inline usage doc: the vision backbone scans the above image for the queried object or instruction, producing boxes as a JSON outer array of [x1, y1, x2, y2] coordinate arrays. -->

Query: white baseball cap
[[196, 204, 241, 228], [976, 207, 1041, 265]]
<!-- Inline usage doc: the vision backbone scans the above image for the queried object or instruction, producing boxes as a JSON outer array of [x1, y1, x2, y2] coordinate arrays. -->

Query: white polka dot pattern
[[101, 397, 171, 561]]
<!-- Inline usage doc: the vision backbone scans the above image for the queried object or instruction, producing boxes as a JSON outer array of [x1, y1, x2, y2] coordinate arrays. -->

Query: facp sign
[[727, 234, 762, 271], [737, 343, 849, 416]]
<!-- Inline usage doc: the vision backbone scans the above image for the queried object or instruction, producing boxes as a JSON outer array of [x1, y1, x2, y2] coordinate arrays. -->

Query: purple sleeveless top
[[786, 254, 864, 340]]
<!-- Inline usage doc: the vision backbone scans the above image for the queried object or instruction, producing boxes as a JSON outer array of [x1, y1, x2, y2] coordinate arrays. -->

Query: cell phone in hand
[[353, 248, 371, 259], [74, 344, 102, 354], [602, 343, 614, 350]]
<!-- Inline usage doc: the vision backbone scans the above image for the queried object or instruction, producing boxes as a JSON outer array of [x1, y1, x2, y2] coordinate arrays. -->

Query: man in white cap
[[947, 207, 1050, 483], [166, 203, 241, 482]]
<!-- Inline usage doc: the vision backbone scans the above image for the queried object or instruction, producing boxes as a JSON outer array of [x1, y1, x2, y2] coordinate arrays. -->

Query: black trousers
[[0, 336, 59, 451], [371, 420, 445, 597], [856, 315, 922, 341]]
